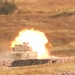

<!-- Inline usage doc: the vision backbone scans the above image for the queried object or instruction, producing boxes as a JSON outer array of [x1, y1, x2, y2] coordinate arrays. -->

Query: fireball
[[11, 29, 51, 59]]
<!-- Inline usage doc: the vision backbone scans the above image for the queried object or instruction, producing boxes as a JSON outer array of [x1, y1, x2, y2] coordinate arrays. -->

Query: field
[[0, 62, 75, 75], [0, 0, 75, 74]]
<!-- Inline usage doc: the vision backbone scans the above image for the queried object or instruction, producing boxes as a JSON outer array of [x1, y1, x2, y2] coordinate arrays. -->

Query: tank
[[11, 42, 37, 60]]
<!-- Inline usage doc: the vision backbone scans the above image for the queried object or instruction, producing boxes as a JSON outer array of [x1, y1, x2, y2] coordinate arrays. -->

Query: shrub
[[0, 1, 17, 15]]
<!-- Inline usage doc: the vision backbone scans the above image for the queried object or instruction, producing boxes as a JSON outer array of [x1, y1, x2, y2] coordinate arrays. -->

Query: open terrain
[[0, 61, 75, 75], [0, 0, 75, 56], [0, 0, 75, 74]]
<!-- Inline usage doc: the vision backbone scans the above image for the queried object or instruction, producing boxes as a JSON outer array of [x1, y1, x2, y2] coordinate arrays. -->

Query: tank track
[[10, 59, 53, 67]]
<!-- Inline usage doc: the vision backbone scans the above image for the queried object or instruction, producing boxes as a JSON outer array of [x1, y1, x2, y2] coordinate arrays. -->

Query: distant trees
[[0, 0, 17, 15]]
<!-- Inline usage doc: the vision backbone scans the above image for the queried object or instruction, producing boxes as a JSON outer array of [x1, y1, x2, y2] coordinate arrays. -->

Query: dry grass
[[16, 0, 75, 11], [0, 0, 75, 75], [0, 8, 75, 56], [0, 62, 75, 75]]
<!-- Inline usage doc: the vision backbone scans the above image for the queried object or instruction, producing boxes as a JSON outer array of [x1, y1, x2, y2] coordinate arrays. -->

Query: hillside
[[16, 0, 75, 10], [0, 0, 75, 57]]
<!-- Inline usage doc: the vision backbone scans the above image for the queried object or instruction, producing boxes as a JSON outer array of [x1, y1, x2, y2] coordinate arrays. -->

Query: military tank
[[11, 42, 37, 60], [10, 42, 51, 67]]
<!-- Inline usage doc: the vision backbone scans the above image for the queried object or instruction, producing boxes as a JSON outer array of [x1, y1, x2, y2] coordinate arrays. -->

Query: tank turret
[[11, 42, 37, 60]]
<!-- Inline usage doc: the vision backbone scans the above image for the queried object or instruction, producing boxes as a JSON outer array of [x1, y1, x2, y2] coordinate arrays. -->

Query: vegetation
[[51, 9, 75, 18], [0, 0, 17, 15]]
